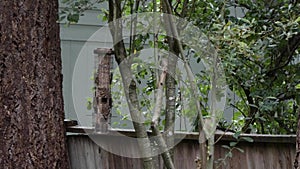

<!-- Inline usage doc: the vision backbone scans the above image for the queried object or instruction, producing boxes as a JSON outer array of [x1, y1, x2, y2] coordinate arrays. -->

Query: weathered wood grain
[[67, 133, 295, 169]]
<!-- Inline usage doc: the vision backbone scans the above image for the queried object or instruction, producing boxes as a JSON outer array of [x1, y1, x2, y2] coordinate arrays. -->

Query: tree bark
[[151, 58, 175, 169], [0, 0, 70, 168], [161, 0, 208, 167], [160, 1, 178, 167], [108, 1, 155, 168], [164, 35, 178, 168]]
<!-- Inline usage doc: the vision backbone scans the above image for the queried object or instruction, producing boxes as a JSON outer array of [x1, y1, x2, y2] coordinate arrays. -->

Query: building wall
[[60, 1, 109, 125]]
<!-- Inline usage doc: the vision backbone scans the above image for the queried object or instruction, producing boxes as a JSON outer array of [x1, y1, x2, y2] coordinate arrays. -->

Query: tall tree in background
[[0, 1, 70, 168]]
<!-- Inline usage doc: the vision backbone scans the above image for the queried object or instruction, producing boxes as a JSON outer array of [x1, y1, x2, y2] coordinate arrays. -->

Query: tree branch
[[151, 58, 175, 169], [108, 1, 154, 168], [267, 32, 300, 76]]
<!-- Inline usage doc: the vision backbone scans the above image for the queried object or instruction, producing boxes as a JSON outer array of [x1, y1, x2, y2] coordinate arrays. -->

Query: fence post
[[93, 48, 114, 133]]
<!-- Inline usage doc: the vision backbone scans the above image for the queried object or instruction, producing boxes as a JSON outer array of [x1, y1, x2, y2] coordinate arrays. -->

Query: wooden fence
[[66, 125, 296, 169]]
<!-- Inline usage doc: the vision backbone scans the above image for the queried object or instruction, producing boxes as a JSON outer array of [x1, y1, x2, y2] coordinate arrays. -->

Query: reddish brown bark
[[0, 0, 70, 168]]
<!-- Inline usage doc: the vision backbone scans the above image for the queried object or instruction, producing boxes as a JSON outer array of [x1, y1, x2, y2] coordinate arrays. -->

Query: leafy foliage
[[60, 0, 300, 134], [185, 0, 300, 134]]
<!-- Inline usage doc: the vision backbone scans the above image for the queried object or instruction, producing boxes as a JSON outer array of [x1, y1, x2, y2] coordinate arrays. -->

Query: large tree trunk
[[0, 1, 70, 168]]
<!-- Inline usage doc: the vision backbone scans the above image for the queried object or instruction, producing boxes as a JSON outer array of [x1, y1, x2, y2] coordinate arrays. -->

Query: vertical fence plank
[[67, 133, 295, 169]]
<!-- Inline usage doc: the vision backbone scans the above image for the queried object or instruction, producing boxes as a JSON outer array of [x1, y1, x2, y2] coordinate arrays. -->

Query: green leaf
[[227, 151, 233, 158], [239, 18, 250, 24], [86, 97, 93, 110], [87, 103, 92, 110], [233, 131, 241, 139], [266, 96, 277, 100], [67, 13, 80, 23], [59, 15, 66, 21], [295, 83, 300, 89], [222, 145, 230, 150], [238, 42, 248, 48], [112, 121, 119, 126], [235, 147, 244, 153], [258, 117, 266, 121], [295, 16, 300, 23], [249, 104, 258, 109], [240, 137, 254, 142], [149, 40, 153, 47], [230, 142, 237, 147], [121, 114, 129, 121]]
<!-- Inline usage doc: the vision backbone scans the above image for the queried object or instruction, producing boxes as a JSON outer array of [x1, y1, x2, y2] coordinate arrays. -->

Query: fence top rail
[[64, 120, 296, 144]]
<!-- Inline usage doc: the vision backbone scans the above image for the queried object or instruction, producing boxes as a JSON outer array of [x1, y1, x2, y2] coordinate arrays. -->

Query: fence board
[[67, 133, 295, 169]]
